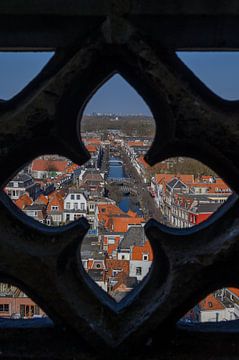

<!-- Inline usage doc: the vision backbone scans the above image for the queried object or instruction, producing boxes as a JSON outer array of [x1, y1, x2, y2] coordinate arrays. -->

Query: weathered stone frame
[[0, 0, 239, 357]]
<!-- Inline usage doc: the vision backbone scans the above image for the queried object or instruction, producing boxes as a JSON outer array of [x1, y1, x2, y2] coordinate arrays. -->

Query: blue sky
[[0, 52, 239, 114]]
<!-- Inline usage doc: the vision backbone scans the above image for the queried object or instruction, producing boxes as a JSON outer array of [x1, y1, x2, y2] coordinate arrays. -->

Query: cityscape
[[0, 113, 237, 323]]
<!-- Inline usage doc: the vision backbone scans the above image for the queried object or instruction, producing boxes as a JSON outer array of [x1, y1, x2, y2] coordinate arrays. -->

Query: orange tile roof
[[36, 194, 48, 205], [98, 204, 145, 232], [47, 192, 64, 213], [66, 163, 79, 173], [199, 294, 224, 311], [155, 174, 175, 184], [84, 138, 101, 145], [109, 216, 145, 232], [86, 144, 97, 153], [15, 194, 33, 210], [190, 182, 230, 194], [227, 288, 239, 298], [127, 210, 137, 218], [105, 259, 129, 277], [136, 155, 149, 169], [98, 204, 124, 220], [131, 240, 153, 261], [31, 159, 68, 172], [127, 141, 146, 147], [177, 174, 194, 184], [201, 175, 213, 181]]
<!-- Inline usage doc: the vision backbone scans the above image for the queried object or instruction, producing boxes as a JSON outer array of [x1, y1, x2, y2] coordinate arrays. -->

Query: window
[[66, 214, 70, 221], [27, 210, 36, 217], [70, 194, 74, 200], [74, 202, 78, 210], [108, 237, 115, 244], [80, 203, 85, 210], [77, 195, 81, 200], [51, 206, 58, 211], [20, 304, 35, 317], [53, 215, 61, 221], [65, 202, 70, 209], [136, 267, 142, 276], [0, 304, 9, 312], [35, 305, 40, 315], [112, 269, 121, 276], [143, 254, 149, 261]]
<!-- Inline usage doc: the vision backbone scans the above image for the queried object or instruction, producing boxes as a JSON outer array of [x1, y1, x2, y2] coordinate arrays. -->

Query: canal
[[107, 157, 126, 179], [107, 157, 142, 215]]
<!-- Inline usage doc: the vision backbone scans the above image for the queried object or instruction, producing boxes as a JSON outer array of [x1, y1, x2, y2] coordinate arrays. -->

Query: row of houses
[[183, 288, 239, 323], [150, 174, 232, 228], [81, 201, 153, 300], [0, 284, 45, 319]]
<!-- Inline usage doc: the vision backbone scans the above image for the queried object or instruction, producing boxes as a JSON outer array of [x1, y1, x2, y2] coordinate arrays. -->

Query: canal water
[[107, 157, 126, 179], [108, 157, 142, 215]]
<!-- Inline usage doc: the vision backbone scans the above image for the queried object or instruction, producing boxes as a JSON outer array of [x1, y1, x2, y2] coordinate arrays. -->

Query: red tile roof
[[155, 174, 175, 184], [131, 239, 153, 261], [66, 163, 79, 173], [127, 141, 146, 147], [15, 194, 33, 210], [136, 155, 149, 169], [86, 144, 97, 153], [199, 294, 224, 311], [47, 192, 64, 213], [31, 159, 68, 172], [227, 288, 239, 298], [36, 194, 48, 205], [84, 138, 101, 145], [108, 216, 145, 232]]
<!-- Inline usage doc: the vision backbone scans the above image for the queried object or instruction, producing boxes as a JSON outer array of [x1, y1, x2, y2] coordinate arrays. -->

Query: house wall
[[0, 297, 45, 318], [129, 260, 152, 281]]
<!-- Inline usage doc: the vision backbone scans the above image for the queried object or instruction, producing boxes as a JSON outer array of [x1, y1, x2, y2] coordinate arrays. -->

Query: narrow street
[[117, 146, 163, 222]]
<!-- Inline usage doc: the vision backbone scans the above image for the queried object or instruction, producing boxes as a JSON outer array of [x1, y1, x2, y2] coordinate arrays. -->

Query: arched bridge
[[108, 159, 123, 166]]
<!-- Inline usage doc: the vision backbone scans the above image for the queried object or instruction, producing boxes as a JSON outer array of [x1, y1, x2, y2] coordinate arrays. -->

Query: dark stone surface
[[0, 0, 239, 357]]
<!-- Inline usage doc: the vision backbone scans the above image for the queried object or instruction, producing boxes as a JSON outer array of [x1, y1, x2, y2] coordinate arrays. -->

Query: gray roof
[[81, 236, 104, 260], [12, 173, 33, 182], [88, 269, 104, 282], [191, 202, 221, 214], [24, 204, 46, 211], [124, 276, 138, 288], [167, 178, 187, 190], [119, 226, 146, 249]]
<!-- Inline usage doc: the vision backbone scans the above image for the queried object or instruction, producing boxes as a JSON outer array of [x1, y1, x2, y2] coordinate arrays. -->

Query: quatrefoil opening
[[2, 42, 239, 348], [4, 73, 161, 304]]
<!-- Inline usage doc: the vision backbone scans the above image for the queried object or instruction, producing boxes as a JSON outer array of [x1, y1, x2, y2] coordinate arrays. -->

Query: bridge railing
[[107, 177, 132, 183]]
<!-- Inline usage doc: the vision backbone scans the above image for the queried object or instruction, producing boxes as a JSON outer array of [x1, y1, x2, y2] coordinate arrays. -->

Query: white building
[[63, 191, 87, 222]]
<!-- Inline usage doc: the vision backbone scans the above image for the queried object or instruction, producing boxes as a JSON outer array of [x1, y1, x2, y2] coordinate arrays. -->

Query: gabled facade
[[63, 191, 87, 222]]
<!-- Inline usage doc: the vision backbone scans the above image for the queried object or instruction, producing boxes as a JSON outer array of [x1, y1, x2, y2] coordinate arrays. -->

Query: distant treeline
[[81, 115, 155, 136], [148, 157, 217, 178]]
